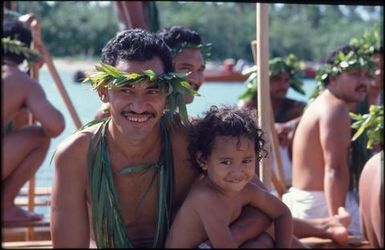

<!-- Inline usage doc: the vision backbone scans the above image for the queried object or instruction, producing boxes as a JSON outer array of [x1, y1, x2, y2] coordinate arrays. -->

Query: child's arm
[[247, 183, 293, 248], [195, 192, 238, 248]]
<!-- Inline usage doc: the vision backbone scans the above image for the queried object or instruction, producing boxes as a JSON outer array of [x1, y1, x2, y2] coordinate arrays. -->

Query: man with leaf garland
[[2, 19, 65, 222], [158, 25, 209, 105], [238, 54, 307, 187], [283, 44, 376, 238]]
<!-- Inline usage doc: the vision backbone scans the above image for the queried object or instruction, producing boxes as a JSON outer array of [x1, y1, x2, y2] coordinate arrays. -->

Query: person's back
[[2, 18, 64, 223], [359, 151, 383, 248], [2, 65, 64, 136]]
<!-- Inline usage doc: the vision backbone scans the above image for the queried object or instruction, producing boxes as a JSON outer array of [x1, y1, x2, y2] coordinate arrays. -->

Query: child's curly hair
[[188, 105, 268, 173]]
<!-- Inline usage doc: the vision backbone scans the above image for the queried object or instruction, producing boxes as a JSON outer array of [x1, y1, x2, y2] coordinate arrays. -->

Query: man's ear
[[328, 75, 338, 87], [97, 86, 109, 103], [196, 152, 208, 170]]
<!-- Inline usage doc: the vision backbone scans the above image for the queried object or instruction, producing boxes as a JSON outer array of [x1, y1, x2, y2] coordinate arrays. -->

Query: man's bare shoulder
[[169, 122, 191, 169], [306, 91, 348, 119], [54, 124, 100, 172]]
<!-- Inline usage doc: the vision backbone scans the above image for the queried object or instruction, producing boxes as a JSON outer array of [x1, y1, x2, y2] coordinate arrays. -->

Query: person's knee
[[240, 232, 274, 248]]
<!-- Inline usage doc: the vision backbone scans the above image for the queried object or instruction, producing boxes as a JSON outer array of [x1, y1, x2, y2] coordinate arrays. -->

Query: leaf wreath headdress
[[239, 54, 305, 101], [350, 28, 382, 55], [310, 30, 380, 101], [171, 41, 212, 61], [2, 37, 41, 64], [82, 63, 199, 126], [350, 105, 383, 149]]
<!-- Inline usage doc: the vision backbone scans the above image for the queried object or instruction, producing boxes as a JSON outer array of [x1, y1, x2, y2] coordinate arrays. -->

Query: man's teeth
[[125, 115, 150, 122]]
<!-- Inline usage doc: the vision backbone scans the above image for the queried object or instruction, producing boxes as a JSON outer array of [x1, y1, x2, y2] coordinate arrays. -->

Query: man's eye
[[148, 89, 161, 95], [178, 67, 192, 73], [121, 88, 132, 94]]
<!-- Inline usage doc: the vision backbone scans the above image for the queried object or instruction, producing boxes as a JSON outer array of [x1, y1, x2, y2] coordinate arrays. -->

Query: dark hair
[[101, 29, 173, 73], [3, 19, 32, 64], [325, 44, 359, 65], [157, 25, 202, 49], [188, 105, 268, 173]]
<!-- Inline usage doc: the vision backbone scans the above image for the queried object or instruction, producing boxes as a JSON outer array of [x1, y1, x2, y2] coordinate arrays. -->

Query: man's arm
[[24, 74, 65, 137], [51, 133, 90, 247], [247, 183, 293, 248], [320, 104, 350, 216]]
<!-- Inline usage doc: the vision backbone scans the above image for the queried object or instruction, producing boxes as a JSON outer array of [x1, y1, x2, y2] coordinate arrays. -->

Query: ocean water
[[30, 67, 316, 216]]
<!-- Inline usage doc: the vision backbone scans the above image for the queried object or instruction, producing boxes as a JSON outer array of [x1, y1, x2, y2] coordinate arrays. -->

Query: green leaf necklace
[[88, 117, 174, 248]]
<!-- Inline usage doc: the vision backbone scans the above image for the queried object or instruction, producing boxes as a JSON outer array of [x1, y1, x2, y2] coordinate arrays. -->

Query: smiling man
[[283, 44, 376, 237], [158, 26, 209, 104], [50, 29, 200, 248]]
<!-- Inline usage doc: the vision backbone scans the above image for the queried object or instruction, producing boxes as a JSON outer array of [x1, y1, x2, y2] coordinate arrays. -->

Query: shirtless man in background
[[283, 44, 374, 237], [2, 18, 65, 222]]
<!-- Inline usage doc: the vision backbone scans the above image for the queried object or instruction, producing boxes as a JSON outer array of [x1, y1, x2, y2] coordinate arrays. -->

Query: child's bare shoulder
[[187, 180, 226, 206]]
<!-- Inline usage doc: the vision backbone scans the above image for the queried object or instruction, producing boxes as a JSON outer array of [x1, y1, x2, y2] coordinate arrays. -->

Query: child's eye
[[242, 159, 252, 165], [220, 160, 232, 166]]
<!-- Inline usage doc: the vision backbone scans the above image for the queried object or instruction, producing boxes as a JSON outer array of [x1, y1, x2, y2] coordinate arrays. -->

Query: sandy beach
[[41, 58, 98, 72]]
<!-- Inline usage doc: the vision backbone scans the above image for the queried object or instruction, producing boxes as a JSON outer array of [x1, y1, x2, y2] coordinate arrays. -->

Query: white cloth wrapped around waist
[[282, 187, 362, 237]]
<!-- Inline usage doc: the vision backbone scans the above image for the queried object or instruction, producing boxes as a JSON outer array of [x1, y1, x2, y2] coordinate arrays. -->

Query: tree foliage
[[14, 2, 382, 63]]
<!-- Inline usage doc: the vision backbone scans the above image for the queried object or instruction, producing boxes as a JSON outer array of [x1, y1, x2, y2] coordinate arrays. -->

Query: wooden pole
[[39, 44, 82, 129], [26, 42, 41, 242], [119, 1, 133, 29], [269, 112, 288, 197], [251, 40, 286, 196], [256, 3, 272, 190]]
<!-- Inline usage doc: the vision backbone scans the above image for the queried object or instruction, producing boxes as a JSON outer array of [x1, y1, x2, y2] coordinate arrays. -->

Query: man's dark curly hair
[[3, 19, 32, 65], [101, 29, 173, 73], [188, 105, 268, 174], [157, 25, 202, 49]]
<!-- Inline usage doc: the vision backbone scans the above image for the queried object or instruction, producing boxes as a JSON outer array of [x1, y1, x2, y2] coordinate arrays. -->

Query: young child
[[165, 105, 293, 248]]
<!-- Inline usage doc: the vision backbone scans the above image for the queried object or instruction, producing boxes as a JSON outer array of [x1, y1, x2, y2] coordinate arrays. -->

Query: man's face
[[331, 67, 369, 103], [174, 48, 205, 104], [101, 57, 167, 140], [269, 71, 290, 100]]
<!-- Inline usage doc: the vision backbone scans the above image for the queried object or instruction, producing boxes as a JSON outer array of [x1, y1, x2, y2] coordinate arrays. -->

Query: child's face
[[202, 135, 256, 193]]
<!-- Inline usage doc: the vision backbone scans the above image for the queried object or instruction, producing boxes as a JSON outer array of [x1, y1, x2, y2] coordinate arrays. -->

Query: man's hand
[[274, 122, 292, 147]]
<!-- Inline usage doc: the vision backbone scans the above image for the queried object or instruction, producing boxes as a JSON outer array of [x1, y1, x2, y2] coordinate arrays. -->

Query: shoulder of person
[[54, 125, 99, 169], [243, 182, 266, 196], [169, 116, 189, 145], [197, 182, 228, 205], [2, 65, 28, 81]]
